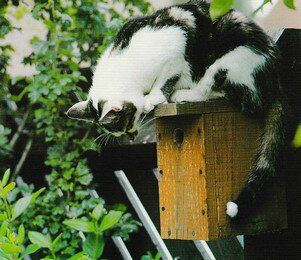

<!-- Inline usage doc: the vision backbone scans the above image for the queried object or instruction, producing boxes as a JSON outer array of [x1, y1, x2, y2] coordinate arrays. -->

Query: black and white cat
[[67, 0, 287, 220]]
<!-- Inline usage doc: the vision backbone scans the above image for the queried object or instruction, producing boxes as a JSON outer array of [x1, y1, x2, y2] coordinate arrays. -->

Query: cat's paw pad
[[171, 89, 202, 103], [226, 201, 238, 218]]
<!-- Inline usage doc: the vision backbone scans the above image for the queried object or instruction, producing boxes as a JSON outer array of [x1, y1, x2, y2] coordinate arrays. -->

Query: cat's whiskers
[[139, 113, 149, 125], [138, 117, 156, 130], [94, 132, 107, 142]]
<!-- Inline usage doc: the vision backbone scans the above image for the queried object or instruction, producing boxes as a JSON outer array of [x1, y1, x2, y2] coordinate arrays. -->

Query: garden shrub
[[0, 0, 149, 258]]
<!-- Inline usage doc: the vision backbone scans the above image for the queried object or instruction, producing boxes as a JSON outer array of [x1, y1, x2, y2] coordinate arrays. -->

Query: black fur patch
[[213, 69, 263, 115], [112, 1, 212, 80], [99, 102, 137, 133], [161, 75, 180, 102]]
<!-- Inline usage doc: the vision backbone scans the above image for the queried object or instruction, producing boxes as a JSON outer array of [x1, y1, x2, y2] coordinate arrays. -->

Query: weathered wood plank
[[155, 100, 238, 117], [156, 115, 209, 240]]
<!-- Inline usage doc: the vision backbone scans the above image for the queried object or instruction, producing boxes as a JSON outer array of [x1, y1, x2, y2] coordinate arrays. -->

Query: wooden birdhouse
[[155, 100, 287, 241]]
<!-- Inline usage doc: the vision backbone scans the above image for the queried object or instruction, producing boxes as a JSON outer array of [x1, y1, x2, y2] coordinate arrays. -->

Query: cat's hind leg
[[171, 46, 266, 115]]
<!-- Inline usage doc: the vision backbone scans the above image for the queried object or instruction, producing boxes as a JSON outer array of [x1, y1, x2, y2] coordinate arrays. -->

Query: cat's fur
[[67, 0, 288, 219]]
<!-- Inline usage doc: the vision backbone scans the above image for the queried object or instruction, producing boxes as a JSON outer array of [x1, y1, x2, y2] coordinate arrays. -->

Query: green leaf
[[83, 234, 104, 259], [293, 125, 301, 147], [22, 244, 40, 257], [113, 203, 127, 212], [31, 187, 46, 203], [12, 196, 32, 220], [91, 204, 104, 220], [155, 252, 161, 260], [68, 251, 89, 260], [283, 0, 296, 9], [2, 169, 10, 187], [0, 213, 7, 221], [0, 243, 22, 254], [2, 182, 15, 198], [18, 224, 25, 243], [0, 249, 8, 259], [99, 210, 123, 232], [210, 0, 234, 20], [0, 221, 8, 237], [28, 231, 52, 249], [52, 233, 63, 247], [63, 219, 95, 233]]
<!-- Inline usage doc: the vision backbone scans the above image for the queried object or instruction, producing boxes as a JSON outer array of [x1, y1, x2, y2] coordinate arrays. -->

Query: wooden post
[[155, 100, 287, 241]]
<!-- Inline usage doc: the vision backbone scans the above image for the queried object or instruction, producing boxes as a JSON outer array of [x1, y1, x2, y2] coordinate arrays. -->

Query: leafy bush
[[0, 0, 149, 258], [210, 0, 297, 20], [63, 204, 140, 259], [0, 168, 140, 259], [0, 169, 44, 259]]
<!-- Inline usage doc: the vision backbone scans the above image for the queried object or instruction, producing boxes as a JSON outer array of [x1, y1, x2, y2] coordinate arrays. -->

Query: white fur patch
[[89, 25, 191, 130], [171, 46, 266, 103], [219, 46, 266, 91], [226, 201, 238, 218], [169, 7, 196, 28]]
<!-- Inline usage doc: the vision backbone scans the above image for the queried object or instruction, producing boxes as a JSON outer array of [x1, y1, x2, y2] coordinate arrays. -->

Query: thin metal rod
[[112, 236, 133, 260], [194, 240, 216, 260], [237, 235, 244, 248], [114, 170, 173, 260]]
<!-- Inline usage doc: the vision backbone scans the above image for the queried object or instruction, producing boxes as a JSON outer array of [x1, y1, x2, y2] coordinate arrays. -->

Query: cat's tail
[[226, 98, 288, 220]]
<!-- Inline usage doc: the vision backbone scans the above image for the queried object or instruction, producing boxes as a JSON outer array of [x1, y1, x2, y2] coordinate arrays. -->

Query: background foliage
[[0, 0, 150, 258], [210, 0, 297, 20]]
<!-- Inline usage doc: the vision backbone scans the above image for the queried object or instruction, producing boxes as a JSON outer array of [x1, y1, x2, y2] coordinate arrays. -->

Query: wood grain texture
[[156, 115, 209, 240], [155, 99, 239, 117], [156, 101, 287, 241]]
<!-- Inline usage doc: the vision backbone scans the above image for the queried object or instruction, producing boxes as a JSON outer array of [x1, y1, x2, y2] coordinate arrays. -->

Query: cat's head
[[66, 95, 145, 139]]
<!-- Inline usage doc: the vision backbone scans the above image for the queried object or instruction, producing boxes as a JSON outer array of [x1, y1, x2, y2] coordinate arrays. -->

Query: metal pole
[[112, 236, 133, 260], [114, 170, 173, 260]]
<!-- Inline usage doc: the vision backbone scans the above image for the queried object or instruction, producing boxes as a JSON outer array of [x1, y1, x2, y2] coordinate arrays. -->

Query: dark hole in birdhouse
[[161, 207, 165, 211], [173, 128, 184, 147]]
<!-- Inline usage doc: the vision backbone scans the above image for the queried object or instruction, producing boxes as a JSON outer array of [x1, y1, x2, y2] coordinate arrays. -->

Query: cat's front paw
[[171, 89, 203, 103], [144, 93, 165, 113], [144, 100, 155, 113]]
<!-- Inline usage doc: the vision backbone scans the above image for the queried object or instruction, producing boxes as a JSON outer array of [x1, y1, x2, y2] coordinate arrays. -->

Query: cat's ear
[[66, 101, 94, 121]]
